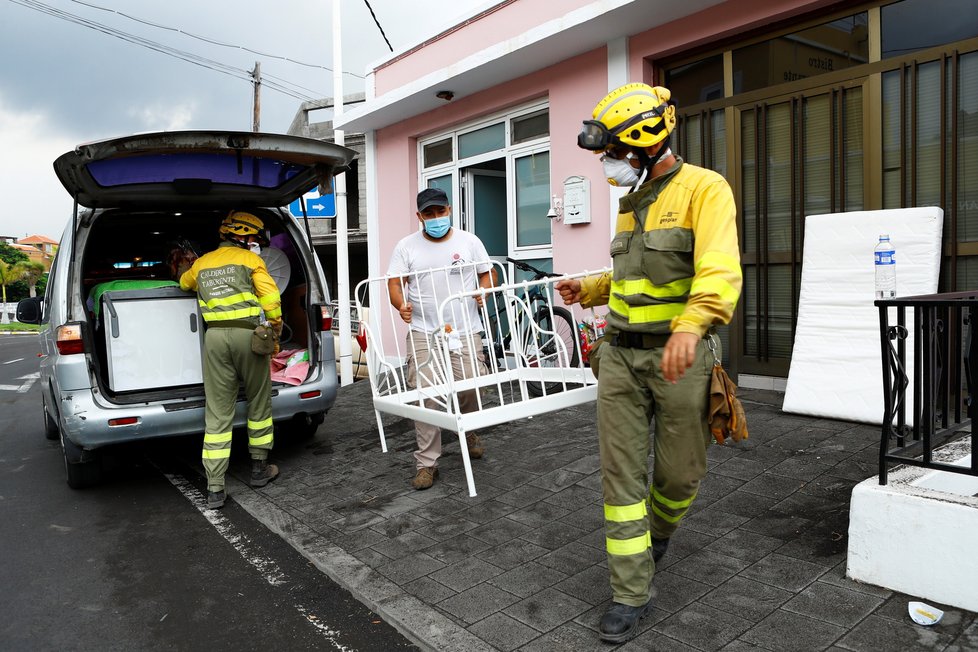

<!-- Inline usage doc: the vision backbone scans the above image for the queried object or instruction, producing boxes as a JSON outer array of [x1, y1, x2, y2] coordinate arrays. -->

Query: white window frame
[[418, 167, 456, 239], [507, 142, 552, 260], [417, 100, 551, 259]]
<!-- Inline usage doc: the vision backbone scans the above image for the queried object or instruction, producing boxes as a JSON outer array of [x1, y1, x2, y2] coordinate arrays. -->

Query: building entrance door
[[734, 80, 866, 377], [463, 166, 508, 273]]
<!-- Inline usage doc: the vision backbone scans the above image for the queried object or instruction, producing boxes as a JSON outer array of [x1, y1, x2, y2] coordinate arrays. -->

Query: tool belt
[[610, 330, 671, 349], [610, 328, 715, 349], [208, 319, 258, 330]]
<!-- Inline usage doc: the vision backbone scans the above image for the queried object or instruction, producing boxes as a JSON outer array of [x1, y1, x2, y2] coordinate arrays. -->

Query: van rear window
[[86, 153, 303, 189]]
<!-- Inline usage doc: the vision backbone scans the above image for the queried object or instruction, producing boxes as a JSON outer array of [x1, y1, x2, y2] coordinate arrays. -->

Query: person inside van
[[177, 210, 283, 509]]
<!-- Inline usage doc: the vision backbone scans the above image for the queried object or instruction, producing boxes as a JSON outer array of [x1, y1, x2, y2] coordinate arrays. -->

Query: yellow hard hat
[[219, 210, 264, 237], [578, 83, 676, 151]]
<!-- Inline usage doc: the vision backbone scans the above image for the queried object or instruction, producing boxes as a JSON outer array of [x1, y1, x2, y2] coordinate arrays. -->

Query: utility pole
[[251, 61, 261, 132]]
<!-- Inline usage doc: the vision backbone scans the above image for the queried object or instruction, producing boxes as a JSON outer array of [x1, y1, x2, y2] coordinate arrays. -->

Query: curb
[[226, 474, 495, 652]]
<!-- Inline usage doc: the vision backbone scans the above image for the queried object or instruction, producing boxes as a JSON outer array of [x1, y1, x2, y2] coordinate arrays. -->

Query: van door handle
[[104, 295, 119, 338], [190, 313, 198, 333]]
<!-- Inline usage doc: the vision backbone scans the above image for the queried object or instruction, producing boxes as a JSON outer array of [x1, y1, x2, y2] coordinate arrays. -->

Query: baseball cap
[[417, 187, 450, 212]]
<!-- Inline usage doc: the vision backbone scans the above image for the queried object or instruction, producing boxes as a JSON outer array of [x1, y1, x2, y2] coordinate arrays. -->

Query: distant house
[[15, 234, 57, 270]]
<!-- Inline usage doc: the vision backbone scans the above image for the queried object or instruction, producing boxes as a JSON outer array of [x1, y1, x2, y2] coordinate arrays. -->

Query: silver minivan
[[17, 131, 356, 488]]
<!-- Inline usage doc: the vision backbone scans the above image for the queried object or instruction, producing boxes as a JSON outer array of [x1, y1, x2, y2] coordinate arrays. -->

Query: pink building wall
[[369, 0, 844, 276], [373, 47, 609, 277], [372, 0, 595, 97], [547, 51, 611, 278]]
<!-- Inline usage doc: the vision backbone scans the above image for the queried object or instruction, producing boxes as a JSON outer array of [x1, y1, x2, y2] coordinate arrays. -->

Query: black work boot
[[250, 459, 279, 487], [206, 490, 226, 510], [652, 538, 670, 563], [598, 601, 651, 643]]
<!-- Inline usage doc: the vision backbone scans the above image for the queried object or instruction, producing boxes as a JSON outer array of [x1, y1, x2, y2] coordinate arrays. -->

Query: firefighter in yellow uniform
[[556, 84, 742, 643], [179, 211, 283, 509]]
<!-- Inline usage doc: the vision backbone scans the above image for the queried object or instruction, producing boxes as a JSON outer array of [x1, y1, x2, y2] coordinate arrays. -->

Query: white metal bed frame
[[354, 262, 608, 496]]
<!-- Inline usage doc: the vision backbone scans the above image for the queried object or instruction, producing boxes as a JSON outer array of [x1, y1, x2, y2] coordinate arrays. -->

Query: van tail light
[[55, 323, 86, 355], [109, 417, 139, 426], [320, 305, 333, 332], [299, 390, 321, 400]]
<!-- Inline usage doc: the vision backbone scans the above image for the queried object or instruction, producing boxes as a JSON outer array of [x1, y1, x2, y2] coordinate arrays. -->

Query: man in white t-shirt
[[387, 188, 495, 490]]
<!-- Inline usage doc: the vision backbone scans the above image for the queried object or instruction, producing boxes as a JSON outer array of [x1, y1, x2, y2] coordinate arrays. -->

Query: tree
[[35, 272, 49, 299], [19, 261, 46, 298], [0, 260, 28, 324], [0, 242, 29, 266]]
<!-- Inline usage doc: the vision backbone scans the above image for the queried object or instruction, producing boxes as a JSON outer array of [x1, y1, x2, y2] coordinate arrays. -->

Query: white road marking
[[295, 604, 351, 641], [16, 372, 38, 393], [162, 472, 353, 651], [164, 472, 286, 586], [0, 373, 40, 392], [3, 358, 23, 364]]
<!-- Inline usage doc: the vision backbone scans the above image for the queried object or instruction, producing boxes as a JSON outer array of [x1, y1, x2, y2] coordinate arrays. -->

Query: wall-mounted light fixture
[[436, 90, 455, 101], [546, 194, 563, 220]]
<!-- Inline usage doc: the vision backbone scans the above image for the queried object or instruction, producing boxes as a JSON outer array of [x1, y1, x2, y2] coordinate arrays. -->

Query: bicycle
[[482, 258, 581, 397]]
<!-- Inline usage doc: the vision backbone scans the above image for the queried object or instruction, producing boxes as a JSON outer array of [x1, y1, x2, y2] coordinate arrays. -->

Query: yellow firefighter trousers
[[593, 337, 714, 606], [201, 327, 274, 491]]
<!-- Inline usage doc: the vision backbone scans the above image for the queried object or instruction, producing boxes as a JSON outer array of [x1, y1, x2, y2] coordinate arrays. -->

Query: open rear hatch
[[58, 131, 355, 404], [53, 130, 356, 209]]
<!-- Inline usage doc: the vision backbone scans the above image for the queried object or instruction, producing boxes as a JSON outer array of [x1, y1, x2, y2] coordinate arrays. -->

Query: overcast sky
[[0, 0, 489, 240]]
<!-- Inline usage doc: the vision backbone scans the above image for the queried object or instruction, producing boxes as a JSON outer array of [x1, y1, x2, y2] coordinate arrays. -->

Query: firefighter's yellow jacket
[[180, 242, 282, 329], [579, 158, 742, 336]]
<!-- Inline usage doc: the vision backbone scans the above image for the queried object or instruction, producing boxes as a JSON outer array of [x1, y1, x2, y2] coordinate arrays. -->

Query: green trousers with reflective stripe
[[593, 337, 714, 606], [202, 327, 274, 491]]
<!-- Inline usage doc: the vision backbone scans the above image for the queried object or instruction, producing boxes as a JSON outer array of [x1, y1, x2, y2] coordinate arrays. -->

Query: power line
[[12, 0, 250, 83], [10, 0, 350, 102], [263, 72, 327, 99], [361, 0, 393, 52], [67, 0, 364, 79]]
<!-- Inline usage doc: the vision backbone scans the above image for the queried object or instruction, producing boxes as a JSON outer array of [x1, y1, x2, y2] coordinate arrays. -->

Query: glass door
[[736, 81, 865, 376], [463, 168, 508, 271]]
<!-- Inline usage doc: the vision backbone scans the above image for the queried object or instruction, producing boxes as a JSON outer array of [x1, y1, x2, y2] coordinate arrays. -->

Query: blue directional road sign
[[289, 184, 336, 219]]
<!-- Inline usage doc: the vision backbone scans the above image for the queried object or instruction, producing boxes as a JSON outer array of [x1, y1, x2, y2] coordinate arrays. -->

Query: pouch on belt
[[251, 323, 277, 355]]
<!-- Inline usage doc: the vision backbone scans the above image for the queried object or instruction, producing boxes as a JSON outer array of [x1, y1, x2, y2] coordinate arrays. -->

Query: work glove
[[271, 321, 282, 356], [708, 363, 749, 444]]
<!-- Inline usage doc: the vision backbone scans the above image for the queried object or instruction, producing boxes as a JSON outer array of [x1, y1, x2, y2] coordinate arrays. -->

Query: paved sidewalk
[[226, 379, 978, 651]]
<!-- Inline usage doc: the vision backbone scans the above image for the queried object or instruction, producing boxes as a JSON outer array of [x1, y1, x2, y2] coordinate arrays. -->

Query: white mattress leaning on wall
[[783, 207, 944, 425]]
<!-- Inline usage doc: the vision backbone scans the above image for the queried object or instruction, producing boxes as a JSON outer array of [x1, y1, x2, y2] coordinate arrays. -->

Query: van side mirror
[[17, 297, 42, 324]]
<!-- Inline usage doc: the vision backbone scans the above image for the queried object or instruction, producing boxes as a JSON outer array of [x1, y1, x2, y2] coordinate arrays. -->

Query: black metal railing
[[877, 291, 978, 484]]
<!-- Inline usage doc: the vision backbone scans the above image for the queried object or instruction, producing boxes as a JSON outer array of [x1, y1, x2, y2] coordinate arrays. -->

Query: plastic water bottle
[[874, 234, 896, 299]]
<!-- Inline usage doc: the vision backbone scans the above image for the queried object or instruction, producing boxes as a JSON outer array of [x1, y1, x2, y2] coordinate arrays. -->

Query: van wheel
[[290, 412, 325, 439], [61, 430, 102, 489], [42, 395, 59, 441]]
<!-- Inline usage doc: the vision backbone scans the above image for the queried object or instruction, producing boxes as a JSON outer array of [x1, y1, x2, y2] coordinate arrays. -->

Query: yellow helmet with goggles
[[219, 210, 268, 245], [577, 83, 676, 152]]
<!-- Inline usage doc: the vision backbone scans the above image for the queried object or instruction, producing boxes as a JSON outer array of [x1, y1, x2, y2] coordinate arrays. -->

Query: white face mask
[[248, 241, 262, 255], [602, 155, 640, 187]]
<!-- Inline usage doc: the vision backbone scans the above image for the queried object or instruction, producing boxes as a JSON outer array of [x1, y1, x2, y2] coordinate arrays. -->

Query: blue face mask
[[423, 215, 452, 239]]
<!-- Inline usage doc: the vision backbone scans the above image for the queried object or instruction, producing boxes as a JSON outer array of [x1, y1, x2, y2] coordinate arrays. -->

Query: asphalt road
[[0, 334, 417, 651]]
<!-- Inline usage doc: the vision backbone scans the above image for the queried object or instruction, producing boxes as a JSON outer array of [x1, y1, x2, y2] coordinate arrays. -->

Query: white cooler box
[[101, 287, 204, 392]]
